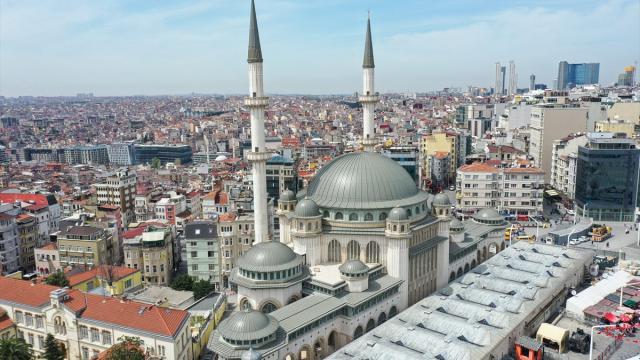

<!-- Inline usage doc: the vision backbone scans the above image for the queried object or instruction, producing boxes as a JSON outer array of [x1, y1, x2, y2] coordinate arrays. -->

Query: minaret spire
[[359, 14, 379, 151], [248, 0, 263, 63], [245, 0, 270, 243]]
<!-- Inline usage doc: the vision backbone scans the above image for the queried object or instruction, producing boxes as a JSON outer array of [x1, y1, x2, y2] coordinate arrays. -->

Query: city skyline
[[1, 0, 639, 96]]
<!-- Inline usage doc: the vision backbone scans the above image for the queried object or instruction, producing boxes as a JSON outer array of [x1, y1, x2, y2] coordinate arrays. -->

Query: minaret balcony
[[244, 97, 269, 107], [246, 151, 271, 162], [358, 94, 379, 103]]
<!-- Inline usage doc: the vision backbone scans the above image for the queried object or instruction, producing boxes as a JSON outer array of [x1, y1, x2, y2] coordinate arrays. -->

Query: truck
[[591, 224, 612, 242]]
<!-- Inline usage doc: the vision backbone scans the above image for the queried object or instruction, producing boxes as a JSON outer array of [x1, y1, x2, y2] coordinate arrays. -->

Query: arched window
[[298, 222, 304, 230], [349, 213, 358, 221], [379, 212, 387, 221], [366, 241, 380, 263], [335, 212, 343, 220], [407, 208, 412, 217], [323, 210, 330, 218], [389, 306, 398, 318], [393, 224, 397, 231], [354, 326, 363, 339], [366, 318, 376, 332], [422, 203, 426, 211], [306, 222, 311, 231], [328, 240, 341, 263], [261, 301, 278, 314], [415, 206, 420, 214], [364, 213, 373, 221], [347, 240, 360, 260]]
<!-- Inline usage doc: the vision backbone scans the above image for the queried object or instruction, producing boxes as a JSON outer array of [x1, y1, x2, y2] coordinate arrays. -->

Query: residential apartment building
[[0, 213, 19, 275], [67, 265, 142, 296], [382, 145, 419, 183], [0, 193, 60, 234], [529, 104, 588, 183], [420, 131, 467, 189], [185, 221, 220, 288], [456, 162, 544, 216], [464, 104, 495, 138], [34, 243, 60, 276], [94, 168, 136, 226], [123, 224, 174, 286], [550, 134, 587, 199], [57, 226, 113, 268], [0, 277, 192, 360], [184, 190, 202, 220], [595, 120, 637, 138], [16, 214, 37, 272], [155, 191, 187, 226], [218, 213, 254, 288]]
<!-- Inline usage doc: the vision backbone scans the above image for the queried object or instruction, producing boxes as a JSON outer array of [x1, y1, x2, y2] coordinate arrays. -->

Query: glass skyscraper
[[575, 133, 640, 222], [557, 61, 600, 90]]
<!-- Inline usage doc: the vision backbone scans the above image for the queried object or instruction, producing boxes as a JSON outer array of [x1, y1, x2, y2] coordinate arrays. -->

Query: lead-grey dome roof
[[433, 193, 451, 206], [473, 208, 503, 223], [449, 218, 464, 232], [304, 152, 428, 210], [388, 206, 408, 221], [237, 241, 301, 272], [294, 198, 320, 218], [241, 348, 261, 360], [280, 189, 296, 202], [218, 309, 279, 342], [339, 259, 369, 275]]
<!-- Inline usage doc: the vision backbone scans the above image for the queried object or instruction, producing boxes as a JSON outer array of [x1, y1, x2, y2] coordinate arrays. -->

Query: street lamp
[[567, 226, 576, 249], [618, 281, 640, 307], [528, 215, 540, 242], [508, 223, 518, 248]]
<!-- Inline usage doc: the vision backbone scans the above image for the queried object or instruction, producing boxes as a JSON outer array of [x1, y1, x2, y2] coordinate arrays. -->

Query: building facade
[[134, 144, 193, 165], [550, 134, 587, 199], [557, 61, 600, 90], [94, 168, 136, 226], [123, 224, 174, 286], [185, 221, 221, 288], [57, 226, 113, 268]]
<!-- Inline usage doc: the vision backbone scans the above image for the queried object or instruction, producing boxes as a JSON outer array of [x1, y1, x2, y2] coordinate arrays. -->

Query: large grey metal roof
[[473, 208, 504, 222], [217, 308, 279, 342], [304, 152, 428, 210], [362, 17, 375, 69], [328, 242, 593, 360], [247, 0, 263, 63], [236, 241, 302, 272]]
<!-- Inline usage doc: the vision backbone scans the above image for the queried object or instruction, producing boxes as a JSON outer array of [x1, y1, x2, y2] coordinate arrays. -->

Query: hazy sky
[[1, 0, 639, 96]]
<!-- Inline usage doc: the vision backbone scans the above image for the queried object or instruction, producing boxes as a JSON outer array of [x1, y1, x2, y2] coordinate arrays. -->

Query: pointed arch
[[347, 240, 360, 260], [328, 240, 341, 263], [365, 241, 380, 263]]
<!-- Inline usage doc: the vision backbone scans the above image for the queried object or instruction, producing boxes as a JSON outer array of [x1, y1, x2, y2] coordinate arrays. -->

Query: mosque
[[208, 2, 508, 359]]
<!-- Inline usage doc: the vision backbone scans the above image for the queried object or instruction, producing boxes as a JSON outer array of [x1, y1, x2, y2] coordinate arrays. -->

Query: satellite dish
[[571, 289, 577, 296]]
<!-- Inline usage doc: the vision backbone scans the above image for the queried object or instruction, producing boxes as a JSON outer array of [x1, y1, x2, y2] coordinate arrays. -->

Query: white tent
[[566, 271, 635, 320]]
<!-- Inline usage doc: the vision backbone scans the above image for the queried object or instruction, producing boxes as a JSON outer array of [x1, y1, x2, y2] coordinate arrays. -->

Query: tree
[[45, 271, 69, 287], [43, 334, 64, 360], [102, 336, 147, 360], [170, 273, 194, 291], [0, 337, 33, 360], [150, 157, 161, 169], [192, 279, 213, 300]]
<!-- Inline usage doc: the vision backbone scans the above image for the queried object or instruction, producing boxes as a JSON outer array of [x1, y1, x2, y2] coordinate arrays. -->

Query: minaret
[[359, 14, 379, 152], [246, 0, 270, 243]]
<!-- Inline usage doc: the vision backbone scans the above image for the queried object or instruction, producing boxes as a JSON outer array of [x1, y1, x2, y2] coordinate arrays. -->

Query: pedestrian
[[606, 242, 609, 248]]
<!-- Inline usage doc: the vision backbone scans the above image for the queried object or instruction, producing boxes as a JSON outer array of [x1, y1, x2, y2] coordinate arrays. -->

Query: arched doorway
[[354, 326, 363, 339], [477, 249, 481, 263], [449, 272, 456, 281], [456, 267, 463, 277], [365, 318, 375, 332], [471, 259, 477, 268], [489, 243, 498, 257], [365, 241, 380, 263], [482, 246, 488, 261], [378, 312, 387, 325], [389, 306, 398, 318], [288, 295, 300, 304], [299, 344, 313, 360], [464, 263, 470, 273], [313, 337, 325, 359], [327, 331, 337, 354]]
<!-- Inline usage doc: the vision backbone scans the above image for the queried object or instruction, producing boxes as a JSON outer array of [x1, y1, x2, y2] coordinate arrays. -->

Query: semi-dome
[[433, 193, 451, 206], [237, 241, 300, 271], [473, 208, 504, 224], [388, 206, 408, 221], [294, 198, 321, 218], [339, 259, 369, 275], [241, 348, 261, 360], [304, 152, 428, 209], [218, 308, 279, 343], [280, 189, 296, 202]]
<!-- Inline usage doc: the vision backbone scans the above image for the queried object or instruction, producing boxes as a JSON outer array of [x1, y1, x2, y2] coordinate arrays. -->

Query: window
[[38, 335, 44, 349], [79, 326, 89, 339], [28, 333, 34, 345], [328, 240, 341, 263], [379, 212, 387, 221], [347, 240, 360, 260], [15, 311, 23, 324], [160, 264, 164, 272], [35, 316, 43, 329], [208, 251, 215, 257], [158, 345, 166, 356], [349, 213, 358, 221], [124, 279, 132, 288], [190, 251, 197, 258], [91, 327, 100, 342], [364, 213, 373, 221], [209, 264, 215, 270], [192, 264, 198, 271], [207, 241, 214, 246], [25, 313, 33, 327], [102, 331, 112, 345], [335, 212, 343, 220], [366, 241, 380, 263], [82, 347, 89, 360]]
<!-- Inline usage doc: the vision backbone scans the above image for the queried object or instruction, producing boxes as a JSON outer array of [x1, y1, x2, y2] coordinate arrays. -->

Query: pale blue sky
[[1, 0, 638, 96]]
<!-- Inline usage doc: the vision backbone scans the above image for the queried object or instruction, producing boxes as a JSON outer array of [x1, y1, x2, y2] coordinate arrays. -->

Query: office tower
[[530, 74, 536, 91], [557, 61, 600, 90], [617, 65, 636, 86], [133, 144, 192, 165], [494, 62, 507, 95], [508, 60, 517, 95], [575, 133, 640, 222]]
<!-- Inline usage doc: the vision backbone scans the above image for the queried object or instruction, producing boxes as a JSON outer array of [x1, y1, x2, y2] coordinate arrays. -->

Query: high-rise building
[[107, 142, 136, 165], [617, 65, 636, 86], [94, 168, 136, 226], [575, 132, 640, 222], [494, 62, 506, 95], [134, 144, 192, 165], [530, 74, 536, 91], [508, 60, 517, 95], [557, 61, 600, 90]]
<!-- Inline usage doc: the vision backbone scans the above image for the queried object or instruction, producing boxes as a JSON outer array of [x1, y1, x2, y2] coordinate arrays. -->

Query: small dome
[[433, 193, 451, 206], [388, 206, 408, 221], [473, 208, 504, 223], [218, 308, 279, 342], [294, 198, 321, 218], [237, 241, 300, 271], [449, 218, 464, 232], [242, 348, 261, 360], [339, 259, 369, 275], [280, 189, 296, 202]]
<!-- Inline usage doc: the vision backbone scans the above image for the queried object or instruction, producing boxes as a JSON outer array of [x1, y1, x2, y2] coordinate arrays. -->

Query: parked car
[[578, 235, 589, 243], [569, 238, 580, 245], [449, 185, 455, 191]]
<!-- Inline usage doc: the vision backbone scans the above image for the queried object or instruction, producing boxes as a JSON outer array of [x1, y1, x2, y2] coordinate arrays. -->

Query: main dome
[[304, 152, 427, 209]]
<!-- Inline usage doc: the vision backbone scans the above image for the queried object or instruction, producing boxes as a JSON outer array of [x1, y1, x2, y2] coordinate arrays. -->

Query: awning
[[603, 312, 620, 323], [536, 323, 569, 344], [545, 190, 560, 196], [623, 299, 638, 309], [619, 314, 632, 323]]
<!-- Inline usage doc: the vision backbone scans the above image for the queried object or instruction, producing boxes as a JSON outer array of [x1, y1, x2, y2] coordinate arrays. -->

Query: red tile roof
[[68, 266, 140, 287], [458, 162, 499, 173], [39, 243, 58, 251], [0, 277, 60, 307], [0, 314, 14, 331], [0, 193, 51, 206]]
